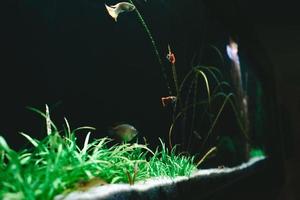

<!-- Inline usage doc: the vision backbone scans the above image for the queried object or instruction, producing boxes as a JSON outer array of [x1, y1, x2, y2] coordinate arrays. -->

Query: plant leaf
[[19, 132, 39, 147]]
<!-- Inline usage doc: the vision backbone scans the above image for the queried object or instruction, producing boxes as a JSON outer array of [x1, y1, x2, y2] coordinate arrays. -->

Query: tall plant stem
[[129, 0, 172, 95]]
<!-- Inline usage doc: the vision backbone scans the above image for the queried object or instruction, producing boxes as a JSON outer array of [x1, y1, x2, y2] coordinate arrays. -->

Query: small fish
[[105, 2, 135, 22], [166, 44, 176, 64], [110, 124, 138, 143], [75, 177, 107, 191], [161, 96, 176, 107]]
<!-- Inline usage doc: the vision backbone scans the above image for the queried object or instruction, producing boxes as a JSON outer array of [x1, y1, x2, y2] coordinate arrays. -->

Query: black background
[[237, 1, 300, 199]]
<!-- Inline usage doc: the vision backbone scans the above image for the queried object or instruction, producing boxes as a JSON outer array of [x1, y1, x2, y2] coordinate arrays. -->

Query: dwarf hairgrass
[[149, 139, 197, 177], [0, 106, 197, 200]]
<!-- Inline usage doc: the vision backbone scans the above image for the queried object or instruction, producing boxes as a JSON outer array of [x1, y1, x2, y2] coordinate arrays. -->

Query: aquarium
[[1, 0, 280, 199]]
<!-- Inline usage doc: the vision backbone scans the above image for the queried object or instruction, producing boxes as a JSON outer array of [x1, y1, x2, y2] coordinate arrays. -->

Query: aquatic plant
[[0, 106, 196, 200], [149, 139, 196, 177], [127, 0, 173, 95], [249, 148, 265, 158], [113, 0, 252, 163], [168, 64, 248, 157], [103, 0, 257, 167], [105, 2, 135, 22]]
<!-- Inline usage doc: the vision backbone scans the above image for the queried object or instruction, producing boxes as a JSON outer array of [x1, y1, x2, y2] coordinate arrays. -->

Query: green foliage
[[128, 0, 247, 159], [0, 107, 196, 200], [249, 148, 265, 158], [169, 65, 245, 151], [149, 139, 196, 177], [129, 0, 172, 95]]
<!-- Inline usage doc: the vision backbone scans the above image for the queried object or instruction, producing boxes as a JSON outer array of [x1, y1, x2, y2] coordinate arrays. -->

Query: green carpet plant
[[0, 106, 197, 200]]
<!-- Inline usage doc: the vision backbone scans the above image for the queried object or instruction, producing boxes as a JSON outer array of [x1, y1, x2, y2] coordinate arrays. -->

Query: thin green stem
[[129, 0, 172, 95]]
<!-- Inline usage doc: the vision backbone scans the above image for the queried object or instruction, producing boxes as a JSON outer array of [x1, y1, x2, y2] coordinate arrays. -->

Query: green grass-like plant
[[249, 148, 265, 158], [168, 65, 247, 150], [0, 106, 196, 200]]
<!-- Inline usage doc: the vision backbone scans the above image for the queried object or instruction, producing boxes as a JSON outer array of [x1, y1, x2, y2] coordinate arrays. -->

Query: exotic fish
[[104, 2, 136, 22], [110, 124, 138, 142]]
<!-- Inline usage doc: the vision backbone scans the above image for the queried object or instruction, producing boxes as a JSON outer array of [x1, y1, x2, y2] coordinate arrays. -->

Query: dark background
[[236, 1, 300, 199], [0, 0, 174, 148], [1, 0, 299, 199], [209, 0, 300, 199]]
